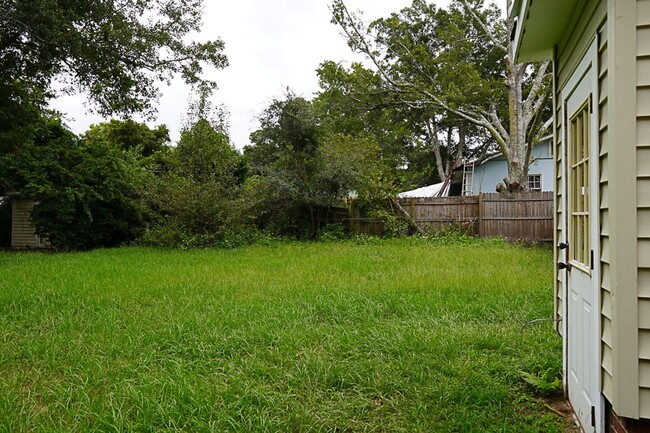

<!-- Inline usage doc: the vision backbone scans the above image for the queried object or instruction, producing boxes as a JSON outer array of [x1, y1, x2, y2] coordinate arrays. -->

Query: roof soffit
[[512, 0, 580, 62]]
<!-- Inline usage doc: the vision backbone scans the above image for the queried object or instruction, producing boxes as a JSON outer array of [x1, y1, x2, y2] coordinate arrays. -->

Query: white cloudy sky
[[50, 0, 505, 150]]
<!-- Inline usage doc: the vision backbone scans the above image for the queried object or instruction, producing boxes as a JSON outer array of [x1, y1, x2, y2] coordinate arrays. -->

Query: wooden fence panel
[[480, 192, 554, 241], [349, 192, 554, 241], [397, 196, 480, 234]]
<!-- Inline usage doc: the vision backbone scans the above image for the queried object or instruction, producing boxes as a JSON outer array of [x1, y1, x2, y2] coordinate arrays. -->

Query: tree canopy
[[246, 92, 394, 237], [0, 0, 227, 152], [83, 119, 170, 158], [331, 0, 551, 191]]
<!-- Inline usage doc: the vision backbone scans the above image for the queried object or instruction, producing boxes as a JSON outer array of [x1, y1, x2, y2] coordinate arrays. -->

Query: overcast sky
[[50, 0, 505, 150]]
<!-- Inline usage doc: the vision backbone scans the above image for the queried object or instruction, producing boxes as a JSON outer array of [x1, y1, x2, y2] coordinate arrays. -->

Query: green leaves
[[0, 0, 227, 150], [176, 119, 241, 185], [140, 117, 249, 248], [1, 117, 147, 249], [84, 119, 170, 157], [246, 92, 393, 237], [331, 0, 552, 191]]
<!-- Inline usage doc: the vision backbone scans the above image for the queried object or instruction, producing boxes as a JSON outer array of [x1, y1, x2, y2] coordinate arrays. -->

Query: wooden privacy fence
[[350, 192, 554, 241]]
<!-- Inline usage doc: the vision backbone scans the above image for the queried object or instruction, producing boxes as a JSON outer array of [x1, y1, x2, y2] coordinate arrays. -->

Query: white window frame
[[527, 173, 542, 191]]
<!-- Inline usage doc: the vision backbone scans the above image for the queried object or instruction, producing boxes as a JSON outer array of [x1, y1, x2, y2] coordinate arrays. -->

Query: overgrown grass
[[0, 238, 563, 432]]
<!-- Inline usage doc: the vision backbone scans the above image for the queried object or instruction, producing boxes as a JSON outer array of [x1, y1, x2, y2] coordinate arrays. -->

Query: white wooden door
[[561, 38, 601, 433]]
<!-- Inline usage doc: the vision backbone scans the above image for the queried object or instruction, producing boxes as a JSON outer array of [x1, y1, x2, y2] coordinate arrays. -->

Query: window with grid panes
[[527, 174, 542, 191], [569, 101, 590, 267]]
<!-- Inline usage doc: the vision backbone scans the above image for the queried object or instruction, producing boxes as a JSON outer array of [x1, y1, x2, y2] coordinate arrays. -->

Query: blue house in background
[[459, 136, 554, 195], [399, 137, 553, 198]]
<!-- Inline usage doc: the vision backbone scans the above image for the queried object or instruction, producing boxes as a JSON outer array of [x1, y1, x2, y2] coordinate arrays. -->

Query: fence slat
[[349, 192, 553, 241]]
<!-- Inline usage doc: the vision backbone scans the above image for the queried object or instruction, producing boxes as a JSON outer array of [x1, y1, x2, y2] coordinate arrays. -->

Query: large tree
[[0, 0, 227, 152], [246, 92, 386, 237], [331, 0, 551, 192], [315, 60, 493, 187]]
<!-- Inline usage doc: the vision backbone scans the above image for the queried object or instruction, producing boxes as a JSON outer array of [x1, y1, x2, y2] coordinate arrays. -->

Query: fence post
[[478, 193, 484, 237], [410, 198, 415, 217]]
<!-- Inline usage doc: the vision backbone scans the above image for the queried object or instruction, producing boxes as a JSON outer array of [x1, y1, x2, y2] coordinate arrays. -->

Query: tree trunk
[[502, 30, 532, 192], [427, 121, 448, 181]]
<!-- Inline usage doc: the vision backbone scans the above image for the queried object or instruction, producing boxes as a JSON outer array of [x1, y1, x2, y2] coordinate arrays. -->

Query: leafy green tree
[[0, 117, 147, 250], [246, 94, 321, 236], [0, 0, 228, 152], [83, 120, 170, 158], [176, 119, 244, 185], [331, 0, 551, 191], [142, 118, 248, 247], [315, 60, 490, 188], [247, 92, 389, 237], [315, 61, 417, 180]]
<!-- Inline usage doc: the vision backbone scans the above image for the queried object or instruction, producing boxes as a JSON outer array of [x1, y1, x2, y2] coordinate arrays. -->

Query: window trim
[[527, 173, 542, 192]]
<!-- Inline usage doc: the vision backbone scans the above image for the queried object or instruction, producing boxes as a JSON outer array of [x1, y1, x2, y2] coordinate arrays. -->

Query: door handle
[[559, 242, 569, 250], [558, 262, 572, 271]]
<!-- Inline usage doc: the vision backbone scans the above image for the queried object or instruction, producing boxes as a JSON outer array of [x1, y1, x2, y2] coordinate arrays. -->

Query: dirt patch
[[544, 393, 581, 432]]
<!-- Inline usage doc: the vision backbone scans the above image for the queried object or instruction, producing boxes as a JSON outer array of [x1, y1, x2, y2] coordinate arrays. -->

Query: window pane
[[568, 101, 590, 266]]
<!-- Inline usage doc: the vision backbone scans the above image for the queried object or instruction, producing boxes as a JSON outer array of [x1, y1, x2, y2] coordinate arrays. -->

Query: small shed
[[511, 0, 650, 431], [8, 195, 47, 249]]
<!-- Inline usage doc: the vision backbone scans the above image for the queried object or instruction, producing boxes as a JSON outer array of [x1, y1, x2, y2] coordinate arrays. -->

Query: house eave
[[511, 0, 580, 63]]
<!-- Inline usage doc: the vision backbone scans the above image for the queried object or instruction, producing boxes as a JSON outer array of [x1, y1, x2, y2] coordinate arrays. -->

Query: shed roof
[[510, 0, 580, 62]]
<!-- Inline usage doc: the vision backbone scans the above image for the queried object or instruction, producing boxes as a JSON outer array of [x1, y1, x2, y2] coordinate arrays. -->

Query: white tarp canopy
[[397, 182, 449, 198]]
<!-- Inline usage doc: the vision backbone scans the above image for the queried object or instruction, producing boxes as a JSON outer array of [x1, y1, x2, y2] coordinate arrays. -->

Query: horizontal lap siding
[[11, 199, 37, 249], [638, 0, 650, 417], [599, 22, 614, 402], [554, 89, 564, 335]]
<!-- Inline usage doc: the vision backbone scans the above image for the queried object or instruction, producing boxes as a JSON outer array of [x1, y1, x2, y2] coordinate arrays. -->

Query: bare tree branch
[[488, 105, 509, 143], [525, 82, 552, 150], [523, 60, 551, 124]]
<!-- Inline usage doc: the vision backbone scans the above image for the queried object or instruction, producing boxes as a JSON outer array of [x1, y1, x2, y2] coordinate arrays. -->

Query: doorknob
[[558, 262, 572, 271], [559, 242, 569, 250]]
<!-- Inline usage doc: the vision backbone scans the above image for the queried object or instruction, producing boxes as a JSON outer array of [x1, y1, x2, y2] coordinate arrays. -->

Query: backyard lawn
[[0, 238, 567, 432]]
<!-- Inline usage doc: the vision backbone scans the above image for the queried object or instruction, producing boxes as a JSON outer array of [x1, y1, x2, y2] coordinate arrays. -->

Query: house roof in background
[[398, 182, 449, 198]]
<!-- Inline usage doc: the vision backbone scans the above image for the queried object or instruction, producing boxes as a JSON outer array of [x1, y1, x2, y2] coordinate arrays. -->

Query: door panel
[[561, 37, 600, 433]]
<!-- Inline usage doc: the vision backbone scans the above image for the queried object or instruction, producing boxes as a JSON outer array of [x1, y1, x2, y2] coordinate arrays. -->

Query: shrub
[[0, 118, 147, 250]]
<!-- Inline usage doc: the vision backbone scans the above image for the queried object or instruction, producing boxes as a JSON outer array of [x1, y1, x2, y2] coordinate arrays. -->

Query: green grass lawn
[[0, 238, 564, 432]]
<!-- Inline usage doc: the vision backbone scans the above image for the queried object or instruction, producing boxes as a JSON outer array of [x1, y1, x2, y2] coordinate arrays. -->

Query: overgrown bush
[[139, 118, 250, 248], [141, 176, 239, 248], [317, 222, 347, 241], [0, 117, 147, 250]]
